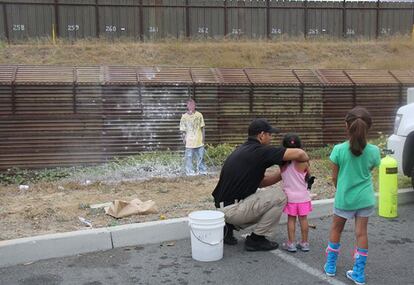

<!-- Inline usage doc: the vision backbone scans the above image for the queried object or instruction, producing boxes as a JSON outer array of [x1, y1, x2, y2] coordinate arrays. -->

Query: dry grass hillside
[[1, 37, 414, 69], [1, 37, 413, 240]]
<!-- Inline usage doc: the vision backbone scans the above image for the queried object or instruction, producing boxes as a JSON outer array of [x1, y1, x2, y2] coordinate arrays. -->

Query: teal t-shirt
[[329, 141, 381, 210]]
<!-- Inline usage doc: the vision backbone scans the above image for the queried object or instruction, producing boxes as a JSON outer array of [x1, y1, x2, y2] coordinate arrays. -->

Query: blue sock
[[328, 241, 340, 249]]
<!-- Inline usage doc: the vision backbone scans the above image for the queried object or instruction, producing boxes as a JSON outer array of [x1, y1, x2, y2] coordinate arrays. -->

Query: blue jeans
[[185, 146, 207, 175]]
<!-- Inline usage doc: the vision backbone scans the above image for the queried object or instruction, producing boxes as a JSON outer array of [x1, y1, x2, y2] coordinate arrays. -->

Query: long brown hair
[[345, 106, 372, 156]]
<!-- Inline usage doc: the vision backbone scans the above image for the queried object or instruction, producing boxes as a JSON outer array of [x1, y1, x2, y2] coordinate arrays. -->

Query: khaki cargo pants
[[218, 188, 287, 238]]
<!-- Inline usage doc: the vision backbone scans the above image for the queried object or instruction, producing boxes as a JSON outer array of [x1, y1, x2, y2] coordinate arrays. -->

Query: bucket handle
[[189, 224, 228, 246]]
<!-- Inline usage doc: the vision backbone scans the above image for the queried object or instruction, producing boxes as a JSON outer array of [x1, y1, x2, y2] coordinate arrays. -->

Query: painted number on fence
[[149, 26, 159, 33], [12, 24, 25, 31], [271, 28, 282, 35], [346, 28, 355, 35], [198, 27, 209, 34], [308, 29, 319, 35], [381, 28, 392, 35], [232, 28, 242, 35], [67, 25, 80, 32], [105, 25, 117, 32]]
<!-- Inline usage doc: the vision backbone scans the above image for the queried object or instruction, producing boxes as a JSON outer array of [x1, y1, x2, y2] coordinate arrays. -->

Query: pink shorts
[[283, 201, 312, 216]]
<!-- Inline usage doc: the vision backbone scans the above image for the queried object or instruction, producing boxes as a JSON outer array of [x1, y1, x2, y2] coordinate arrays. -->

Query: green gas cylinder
[[378, 151, 398, 218]]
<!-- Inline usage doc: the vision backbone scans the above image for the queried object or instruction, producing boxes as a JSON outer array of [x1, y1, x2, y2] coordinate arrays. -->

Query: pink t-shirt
[[281, 162, 311, 203]]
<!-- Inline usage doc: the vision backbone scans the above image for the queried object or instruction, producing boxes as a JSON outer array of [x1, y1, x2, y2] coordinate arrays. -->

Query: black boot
[[224, 223, 238, 245], [244, 233, 279, 251]]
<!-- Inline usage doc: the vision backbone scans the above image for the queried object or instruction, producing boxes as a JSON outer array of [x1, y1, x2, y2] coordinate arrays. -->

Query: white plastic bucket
[[188, 210, 225, 262]]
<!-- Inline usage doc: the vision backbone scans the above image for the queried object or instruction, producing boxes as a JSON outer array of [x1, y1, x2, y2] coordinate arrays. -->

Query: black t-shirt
[[212, 138, 286, 208]]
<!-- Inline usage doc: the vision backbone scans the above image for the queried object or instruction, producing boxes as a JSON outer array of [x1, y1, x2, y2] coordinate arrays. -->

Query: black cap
[[248, 119, 280, 136]]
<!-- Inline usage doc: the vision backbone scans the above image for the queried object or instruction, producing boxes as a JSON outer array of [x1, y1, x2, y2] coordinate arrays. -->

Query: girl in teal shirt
[[324, 106, 381, 285]]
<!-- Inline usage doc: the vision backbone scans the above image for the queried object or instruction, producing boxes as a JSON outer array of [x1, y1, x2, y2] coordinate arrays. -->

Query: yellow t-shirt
[[180, 111, 205, 148]]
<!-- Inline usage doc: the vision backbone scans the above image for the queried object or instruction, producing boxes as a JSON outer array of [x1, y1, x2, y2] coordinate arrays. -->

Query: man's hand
[[259, 169, 282, 188], [283, 148, 309, 162]]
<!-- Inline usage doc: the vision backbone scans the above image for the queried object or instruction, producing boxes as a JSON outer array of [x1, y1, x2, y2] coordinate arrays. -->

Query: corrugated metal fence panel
[[0, 4, 5, 40], [5, 0, 54, 40], [270, 1, 305, 37], [15, 65, 74, 85], [190, 67, 219, 85], [379, 1, 413, 36], [215, 68, 250, 85], [98, 0, 140, 39], [322, 85, 355, 144], [226, 0, 267, 38], [76, 66, 103, 85], [142, 0, 186, 40], [356, 85, 402, 136], [58, 0, 96, 39], [1, 0, 414, 40], [390, 70, 414, 85], [102, 85, 143, 156], [0, 85, 12, 116], [252, 85, 323, 148], [307, 1, 343, 38], [0, 65, 105, 169], [1, 65, 414, 170], [346, 1, 377, 39], [0, 115, 105, 169], [293, 69, 322, 86], [0, 65, 13, 116], [244, 69, 300, 86], [0, 65, 14, 84], [139, 85, 188, 151], [195, 85, 220, 144], [15, 85, 73, 115], [139, 66, 193, 85], [105, 66, 137, 85], [188, 0, 225, 39], [241, 0, 267, 39], [320, 69, 410, 145], [346, 69, 398, 85], [217, 85, 251, 144]]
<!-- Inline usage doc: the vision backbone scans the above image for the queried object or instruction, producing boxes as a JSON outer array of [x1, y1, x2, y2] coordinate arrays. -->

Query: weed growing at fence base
[[205, 144, 236, 167], [0, 141, 411, 189], [0, 145, 236, 186], [0, 167, 71, 185]]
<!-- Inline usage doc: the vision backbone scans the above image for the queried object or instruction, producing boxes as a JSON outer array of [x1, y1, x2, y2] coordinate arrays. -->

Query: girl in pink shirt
[[281, 134, 313, 252]]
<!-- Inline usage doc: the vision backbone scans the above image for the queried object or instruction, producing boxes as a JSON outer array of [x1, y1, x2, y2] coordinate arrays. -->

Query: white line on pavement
[[271, 250, 348, 285]]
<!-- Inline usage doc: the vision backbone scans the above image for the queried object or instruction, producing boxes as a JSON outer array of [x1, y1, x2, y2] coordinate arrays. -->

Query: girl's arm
[[295, 161, 310, 172], [331, 162, 339, 188], [283, 148, 309, 162]]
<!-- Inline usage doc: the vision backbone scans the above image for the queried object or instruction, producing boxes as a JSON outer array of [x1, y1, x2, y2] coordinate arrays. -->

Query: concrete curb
[[0, 228, 112, 268], [0, 188, 412, 268], [111, 217, 189, 248]]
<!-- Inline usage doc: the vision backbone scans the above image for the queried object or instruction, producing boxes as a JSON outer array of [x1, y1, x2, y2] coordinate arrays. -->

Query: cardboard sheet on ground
[[105, 198, 158, 218]]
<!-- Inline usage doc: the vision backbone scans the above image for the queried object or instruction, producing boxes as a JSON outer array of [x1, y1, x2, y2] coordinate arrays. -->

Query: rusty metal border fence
[[0, 0, 413, 42], [0, 65, 414, 170]]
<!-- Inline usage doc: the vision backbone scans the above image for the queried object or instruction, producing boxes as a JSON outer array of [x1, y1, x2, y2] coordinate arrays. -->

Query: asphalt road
[[1, 204, 413, 285]]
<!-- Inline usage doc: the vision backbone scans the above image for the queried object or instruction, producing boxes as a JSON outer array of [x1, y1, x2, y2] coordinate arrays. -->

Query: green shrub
[[369, 132, 389, 157], [205, 144, 236, 167], [0, 167, 72, 185], [307, 144, 334, 160]]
